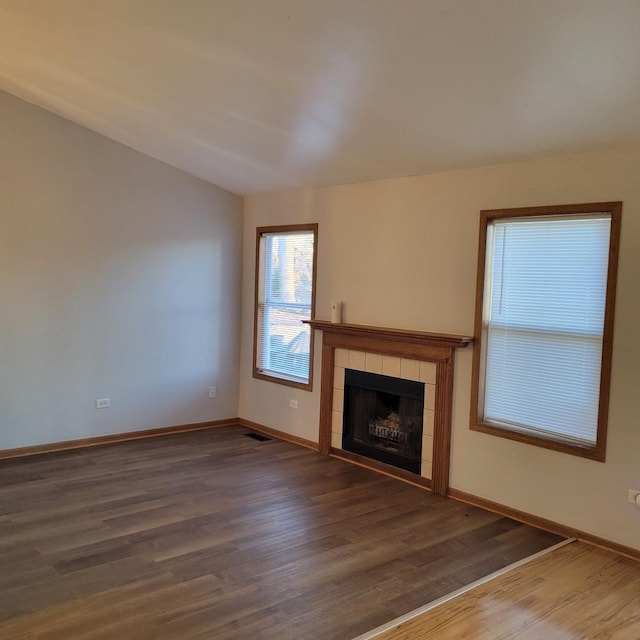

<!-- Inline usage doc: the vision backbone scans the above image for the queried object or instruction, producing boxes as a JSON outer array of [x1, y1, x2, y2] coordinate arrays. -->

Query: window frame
[[470, 202, 621, 461], [253, 223, 318, 391]]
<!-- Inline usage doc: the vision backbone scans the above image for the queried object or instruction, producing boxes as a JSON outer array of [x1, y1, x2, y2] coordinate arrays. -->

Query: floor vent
[[244, 432, 272, 442]]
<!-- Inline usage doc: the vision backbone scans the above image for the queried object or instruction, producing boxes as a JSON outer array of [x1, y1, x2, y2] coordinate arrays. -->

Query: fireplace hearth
[[342, 369, 424, 474]]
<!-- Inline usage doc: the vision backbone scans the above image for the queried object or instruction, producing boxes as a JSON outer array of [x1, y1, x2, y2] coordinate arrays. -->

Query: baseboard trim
[[237, 418, 319, 451], [447, 488, 640, 562], [0, 418, 238, 460]]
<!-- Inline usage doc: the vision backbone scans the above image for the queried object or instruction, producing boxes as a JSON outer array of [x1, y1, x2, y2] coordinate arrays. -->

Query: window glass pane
[[264, 234, 314, 306], [485, 327, 602, 444], [260, 307, 310, 379], [489, 217, 610, 333]]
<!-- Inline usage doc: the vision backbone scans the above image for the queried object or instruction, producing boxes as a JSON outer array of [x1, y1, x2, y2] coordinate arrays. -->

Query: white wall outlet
[[628, 489, 640, 506], [289, 399, 299, 409], [209, 386, 217, 398], [96, 398, 111, 409]]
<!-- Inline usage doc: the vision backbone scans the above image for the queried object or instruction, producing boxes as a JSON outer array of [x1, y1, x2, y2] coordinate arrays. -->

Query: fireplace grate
[[342, 368, 424, 474]]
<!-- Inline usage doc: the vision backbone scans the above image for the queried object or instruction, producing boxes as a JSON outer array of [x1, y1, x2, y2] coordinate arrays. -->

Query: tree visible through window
[[254, 224, 318, 389], [470, 202, 621, 460]]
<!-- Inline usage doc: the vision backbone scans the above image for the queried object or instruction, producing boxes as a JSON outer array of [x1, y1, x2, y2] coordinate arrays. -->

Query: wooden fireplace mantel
[[305, 320, 473, 349], [305, 320, 473, 495]]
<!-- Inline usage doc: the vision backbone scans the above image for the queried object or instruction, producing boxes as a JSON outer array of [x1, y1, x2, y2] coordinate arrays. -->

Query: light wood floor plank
[[369, 541, 640, 639]]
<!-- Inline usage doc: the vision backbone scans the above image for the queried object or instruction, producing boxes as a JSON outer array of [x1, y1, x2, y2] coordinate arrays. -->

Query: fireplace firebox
[[342, 369, 424, 474]]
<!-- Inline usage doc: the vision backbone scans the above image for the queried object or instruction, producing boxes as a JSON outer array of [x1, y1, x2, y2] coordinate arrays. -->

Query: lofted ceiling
[[1, 1, 640, 196]]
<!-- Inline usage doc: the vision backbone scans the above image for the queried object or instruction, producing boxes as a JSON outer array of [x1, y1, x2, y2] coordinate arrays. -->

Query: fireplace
[[342, 369, 424, 474], [305, 320, 473, 494]]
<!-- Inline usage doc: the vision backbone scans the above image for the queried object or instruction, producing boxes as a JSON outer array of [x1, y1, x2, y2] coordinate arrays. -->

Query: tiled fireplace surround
[[332, 348, 437, 479], [306, 321, 473, 495]]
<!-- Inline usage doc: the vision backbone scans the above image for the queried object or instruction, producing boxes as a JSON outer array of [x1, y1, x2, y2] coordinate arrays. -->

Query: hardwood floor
[[367, 540, 640, 639], [0, 426, 562, 639]]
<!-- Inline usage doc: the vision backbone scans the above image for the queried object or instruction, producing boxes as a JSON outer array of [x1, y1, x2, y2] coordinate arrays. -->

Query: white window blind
[[256, 230, 315, 384], [482, 214, 612, 446]]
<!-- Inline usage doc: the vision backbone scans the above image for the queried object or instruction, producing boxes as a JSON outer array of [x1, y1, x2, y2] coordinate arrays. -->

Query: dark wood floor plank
[[0, 426, 563, 638]]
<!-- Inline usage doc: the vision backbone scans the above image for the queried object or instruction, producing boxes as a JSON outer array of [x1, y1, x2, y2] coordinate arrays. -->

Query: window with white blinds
[[254, 225, 317, 388], [472, 203, 621, 460]]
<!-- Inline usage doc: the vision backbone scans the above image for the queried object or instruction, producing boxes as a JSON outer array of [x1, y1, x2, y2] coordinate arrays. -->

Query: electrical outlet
[[209, 386, 217, 398], [628, 489, 640, 506], [96, 398, 110, 409], [289, 399, 299, 409]]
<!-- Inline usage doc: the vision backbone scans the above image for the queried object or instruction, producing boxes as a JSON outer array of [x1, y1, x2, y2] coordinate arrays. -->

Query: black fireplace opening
[[342, 368, 424, 474]]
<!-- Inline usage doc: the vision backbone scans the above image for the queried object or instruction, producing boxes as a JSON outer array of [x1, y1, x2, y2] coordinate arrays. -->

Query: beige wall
[[239, 145, 640, 551], [0, 90, 243, 449]]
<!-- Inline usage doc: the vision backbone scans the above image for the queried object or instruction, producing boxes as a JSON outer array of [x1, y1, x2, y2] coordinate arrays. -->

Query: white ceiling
[[1, 1, 640, 196]]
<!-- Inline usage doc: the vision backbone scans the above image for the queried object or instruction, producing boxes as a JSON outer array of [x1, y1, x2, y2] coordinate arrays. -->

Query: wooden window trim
[[253, 223, 318, 391], [470, 202, 622, 461]]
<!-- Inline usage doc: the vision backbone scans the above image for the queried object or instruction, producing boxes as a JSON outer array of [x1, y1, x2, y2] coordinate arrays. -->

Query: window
[[253, 224, 318, 389], [470, 202, 621, 460]]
